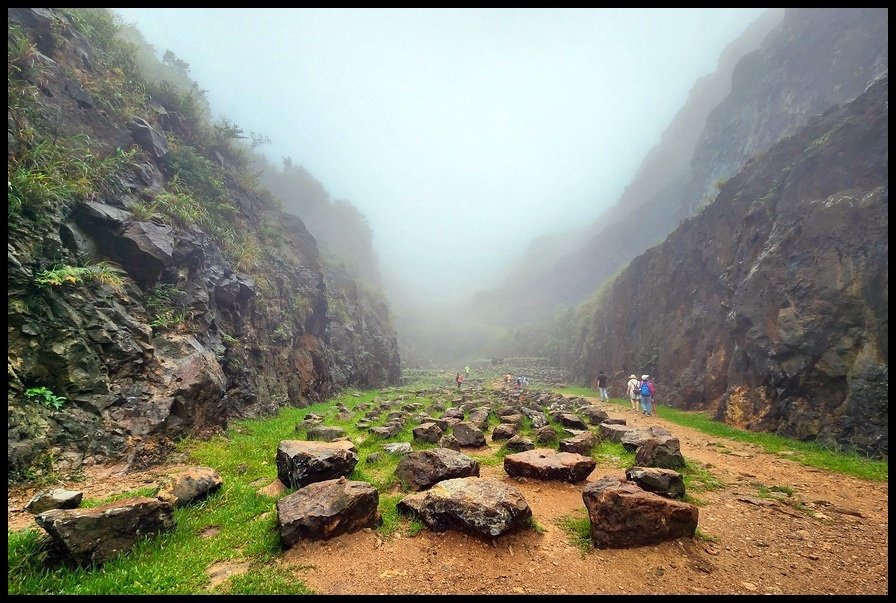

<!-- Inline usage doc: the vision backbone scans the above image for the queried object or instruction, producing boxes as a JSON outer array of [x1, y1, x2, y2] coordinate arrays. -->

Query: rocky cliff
[[7, 8, 400, 480], [470, 8, 887, 333], [573, 74, 888, 456]]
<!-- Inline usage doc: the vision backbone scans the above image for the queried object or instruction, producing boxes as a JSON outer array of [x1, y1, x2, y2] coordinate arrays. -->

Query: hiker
[[515, 376, 522, 389], [464, 365, 470, 377], [504, 373, 512, 388], [639, 374, 653, 416], [627, 374, 640, 411], [597, 371, 608, 403], [456, 372, 465, 389], [647, 376, 657, 415]]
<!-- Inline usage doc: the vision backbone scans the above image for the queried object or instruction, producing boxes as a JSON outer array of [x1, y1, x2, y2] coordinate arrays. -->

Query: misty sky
[[114, 8, 767, 303]]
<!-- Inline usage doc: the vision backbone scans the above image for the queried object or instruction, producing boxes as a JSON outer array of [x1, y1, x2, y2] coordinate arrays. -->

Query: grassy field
[[8, 381, 887, 594], [553, 385, 888, 482]]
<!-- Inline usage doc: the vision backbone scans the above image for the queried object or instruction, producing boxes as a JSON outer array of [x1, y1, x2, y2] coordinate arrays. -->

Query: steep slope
[[573, 74, 888, 456], [256, 157, 383, 290], [470, 8, 887, 335], [7, 8, 400, 480]]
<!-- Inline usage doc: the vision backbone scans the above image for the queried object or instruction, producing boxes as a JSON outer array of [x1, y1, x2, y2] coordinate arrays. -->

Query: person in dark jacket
[[597, 371, 608, 402]]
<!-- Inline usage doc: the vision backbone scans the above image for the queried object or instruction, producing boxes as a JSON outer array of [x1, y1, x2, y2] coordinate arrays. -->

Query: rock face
[[276, 477, 378, 547], [397, 477, 532, 538], [6, 8, 401, 482], [576, 74, 889, 456], [464, 8, 888, 456], [275, 440, 359, 489], [583, 476, 698, 549], [467, 8, 787, 326], [35, 496, 175, 566]]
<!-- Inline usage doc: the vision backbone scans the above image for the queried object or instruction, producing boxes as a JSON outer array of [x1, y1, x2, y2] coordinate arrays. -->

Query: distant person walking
[[627, 374, 640, 411], [464, 365, 470, 377], [456, 372, 465, 389], [647, 376, 657, 415], [597, 371, 608, 403], [504, 373, 512, 388], [639, 374, 653, 416]]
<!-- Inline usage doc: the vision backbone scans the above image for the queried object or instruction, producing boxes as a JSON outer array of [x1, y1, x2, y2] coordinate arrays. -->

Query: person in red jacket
[[647, 376, 656, 415]]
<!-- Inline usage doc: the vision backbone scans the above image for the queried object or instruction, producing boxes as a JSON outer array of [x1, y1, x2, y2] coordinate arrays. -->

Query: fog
[[114, 8, 766, 305]]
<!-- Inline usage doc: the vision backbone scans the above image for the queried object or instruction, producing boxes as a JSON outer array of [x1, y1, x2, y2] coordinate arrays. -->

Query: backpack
[[640, 382, 651, 396]]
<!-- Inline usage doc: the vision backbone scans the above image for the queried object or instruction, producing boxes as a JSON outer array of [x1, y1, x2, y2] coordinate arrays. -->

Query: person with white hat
[[627, 374, 640, 411]]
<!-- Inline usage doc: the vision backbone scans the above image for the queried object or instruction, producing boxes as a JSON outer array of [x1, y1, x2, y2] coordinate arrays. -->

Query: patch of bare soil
[[8, 397, 887, 595]]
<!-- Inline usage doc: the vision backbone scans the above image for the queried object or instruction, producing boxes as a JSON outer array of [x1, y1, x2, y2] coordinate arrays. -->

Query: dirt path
[[8, 394, 888, 595]]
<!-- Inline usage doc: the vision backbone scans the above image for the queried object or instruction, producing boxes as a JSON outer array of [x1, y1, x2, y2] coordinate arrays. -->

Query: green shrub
[[24, 386, 66, 410]]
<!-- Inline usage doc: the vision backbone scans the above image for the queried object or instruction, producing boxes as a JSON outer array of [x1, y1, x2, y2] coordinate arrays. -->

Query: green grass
[[377, 494, 405, 538], [556, 509, 592, 556], [8, 380, 888, 593], [653, 405, 887, 481], [680, 460, 726, 494], [553, 386, 887, 482], [526, 516, 547, 534], [34, 262, 126, 294], [592, 440, 636, 469], [694, 528, 720, 544], [81, 487, 158, 508], [218, 565, 314, 595], [8, 484, 281, 594]]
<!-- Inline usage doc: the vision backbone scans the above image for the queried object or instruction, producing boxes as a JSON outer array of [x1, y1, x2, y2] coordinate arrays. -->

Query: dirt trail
[[8, 393, 888, 595]]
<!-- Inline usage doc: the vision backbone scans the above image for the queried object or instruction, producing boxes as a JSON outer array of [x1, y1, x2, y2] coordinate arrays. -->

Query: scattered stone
[[503, 449, 596, 483], [25, 488, 83, 514], [395, 448, 481, 492], [35, 497, 175, 566], [155, 466, 223, 508], [397, 477, 531, 538], [277, 477, 379, 547]]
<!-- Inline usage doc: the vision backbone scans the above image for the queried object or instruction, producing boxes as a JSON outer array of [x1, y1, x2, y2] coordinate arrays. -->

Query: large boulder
[[35, 496, 175, 566], [412, 422, 443, 444], [395, 448, 480, 491], [620, 427, 673, 451], [558, 431, 599, 455], [503, 449, 596, 483], [599, 423, 633, 442], [276, 440, 359, 489], [452, 422, 486, 448], [583, 476, 697, 548], [634, 436, 686, 469], [397, 477, 531, 538], [581, 407, 610, 425], [504, 435, 535, 452], [277, 477, 378, 547]]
